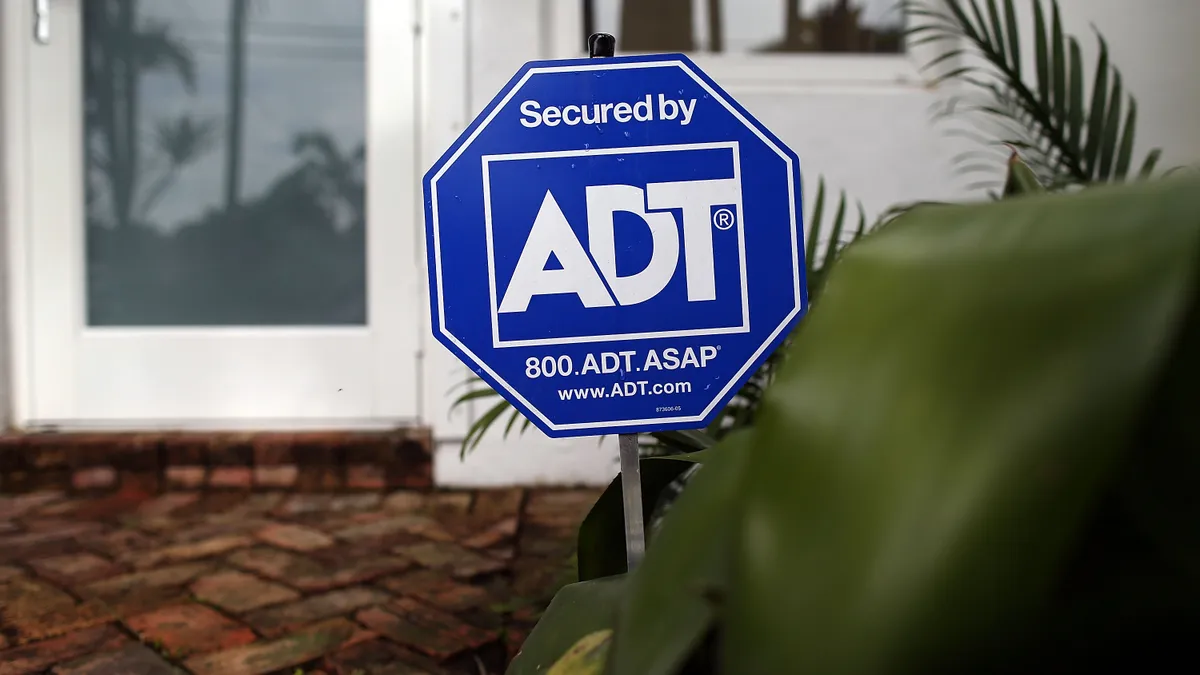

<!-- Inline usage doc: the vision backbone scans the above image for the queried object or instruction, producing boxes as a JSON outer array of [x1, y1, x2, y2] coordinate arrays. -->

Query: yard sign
[[424, 47, 808, 440]]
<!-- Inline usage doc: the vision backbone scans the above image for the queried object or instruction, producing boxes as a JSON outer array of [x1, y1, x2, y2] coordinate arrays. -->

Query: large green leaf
[[577, 451, 711, 582], [607, 434, 751, 675], [507, 576, 626, 675], [719, 175, 1200, 674]]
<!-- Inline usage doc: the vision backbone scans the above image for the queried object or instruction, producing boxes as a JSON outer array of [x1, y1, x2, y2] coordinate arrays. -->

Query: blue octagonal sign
[[424, 54, 807, 438]]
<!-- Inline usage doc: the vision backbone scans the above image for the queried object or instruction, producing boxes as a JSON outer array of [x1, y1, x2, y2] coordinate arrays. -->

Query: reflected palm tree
[[84, 0, 370, 326], [706, 0, 724, 52], [224, 0, 250, 212], [760, 0, 903, 52], [287, 131, 366, 231], [621, 0, 694, 52], [84, 0, 207, 229], [610, 0, 898, 55], [583, 0, 596, 42], [784, 0, 807, 50], [136, 115, 219, 219]]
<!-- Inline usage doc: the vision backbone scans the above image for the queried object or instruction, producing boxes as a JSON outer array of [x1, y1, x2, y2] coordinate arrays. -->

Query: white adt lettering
[[497, 192, 615, 313], [647, 179, 740, 302], [497, 178, 741, 312], [586, 184, 678, 305]]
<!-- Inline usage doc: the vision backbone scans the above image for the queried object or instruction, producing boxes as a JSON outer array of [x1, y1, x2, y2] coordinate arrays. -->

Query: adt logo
[[424, 53, 807, 438], [485, 143, 748, 348]]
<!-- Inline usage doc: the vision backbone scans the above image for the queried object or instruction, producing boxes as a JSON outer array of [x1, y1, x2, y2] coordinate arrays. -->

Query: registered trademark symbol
[[712, 207, 736, 230]]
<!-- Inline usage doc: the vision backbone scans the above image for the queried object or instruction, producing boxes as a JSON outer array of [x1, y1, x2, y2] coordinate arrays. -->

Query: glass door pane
[[588, 0, 904, 54], [83, 0, 367, 326], [17, 0, 419, 425]]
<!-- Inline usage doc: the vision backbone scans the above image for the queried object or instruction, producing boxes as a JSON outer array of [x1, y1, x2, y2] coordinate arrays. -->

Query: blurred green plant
[[512, 166, 1200, 675]]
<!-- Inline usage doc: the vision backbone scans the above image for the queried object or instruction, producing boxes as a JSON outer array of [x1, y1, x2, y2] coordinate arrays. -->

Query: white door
[[3, 0, 420, 429]]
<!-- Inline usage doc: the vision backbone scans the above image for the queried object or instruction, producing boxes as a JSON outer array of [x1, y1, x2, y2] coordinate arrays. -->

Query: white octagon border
[[428, 58, 803, 433]]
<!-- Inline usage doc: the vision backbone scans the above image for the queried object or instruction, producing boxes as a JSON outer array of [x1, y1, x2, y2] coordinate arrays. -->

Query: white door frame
[[418, 0, 472, 441], [1, 0, 423, 430]]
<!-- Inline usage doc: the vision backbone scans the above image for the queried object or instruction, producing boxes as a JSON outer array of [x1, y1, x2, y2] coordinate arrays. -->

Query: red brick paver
[[0, 487, 597, 673], [190, 570, 300, 614], [126, 603, 257, 656]]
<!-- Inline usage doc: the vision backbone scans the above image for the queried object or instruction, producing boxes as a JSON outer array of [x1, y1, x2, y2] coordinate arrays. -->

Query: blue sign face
[[424, 54, 807, 438]]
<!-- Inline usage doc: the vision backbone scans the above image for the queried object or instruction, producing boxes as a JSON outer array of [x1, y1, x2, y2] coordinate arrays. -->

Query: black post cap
[[588, 32, 616, 58]]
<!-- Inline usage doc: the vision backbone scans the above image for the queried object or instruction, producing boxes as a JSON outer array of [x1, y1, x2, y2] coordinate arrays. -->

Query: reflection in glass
[[588, 0, 904, 54], [83, 0, 367, 326]]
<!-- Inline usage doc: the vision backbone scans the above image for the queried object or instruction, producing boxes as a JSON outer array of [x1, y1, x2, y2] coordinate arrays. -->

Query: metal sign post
[[617, 432, 646, 569], [587, 32, 647, 572], [423, 30, 808, 577]]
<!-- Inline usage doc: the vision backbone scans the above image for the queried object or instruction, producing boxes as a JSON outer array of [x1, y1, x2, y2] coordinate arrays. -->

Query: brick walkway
[[0, 487, 600, 674]]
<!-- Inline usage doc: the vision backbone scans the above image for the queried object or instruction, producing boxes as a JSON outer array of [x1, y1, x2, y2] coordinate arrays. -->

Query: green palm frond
[[1003, 149, 1047, 195], [451, 174, 872, 457], [805, 177, 867, 299], [906, 0, 1162, 189]]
